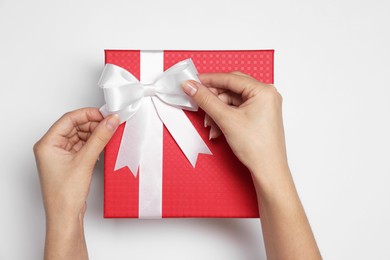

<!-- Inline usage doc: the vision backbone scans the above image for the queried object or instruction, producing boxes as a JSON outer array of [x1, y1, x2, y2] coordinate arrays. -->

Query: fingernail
[[106, 114, 120, 131], [182, 81, 198, 96], [204, 116, 209, 128], [209, 129, 214, 140]]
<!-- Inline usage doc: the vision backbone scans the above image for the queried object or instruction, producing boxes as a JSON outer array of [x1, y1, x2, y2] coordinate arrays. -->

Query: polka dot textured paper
[[104, 50, 274, 218], [164, 50, 273, 83]]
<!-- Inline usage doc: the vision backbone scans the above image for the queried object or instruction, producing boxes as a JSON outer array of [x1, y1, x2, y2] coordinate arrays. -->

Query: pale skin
[[34, 72, 321, 260]]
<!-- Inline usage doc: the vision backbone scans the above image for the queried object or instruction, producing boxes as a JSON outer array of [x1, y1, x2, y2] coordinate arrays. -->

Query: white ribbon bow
[[98, 59, 212, 176]]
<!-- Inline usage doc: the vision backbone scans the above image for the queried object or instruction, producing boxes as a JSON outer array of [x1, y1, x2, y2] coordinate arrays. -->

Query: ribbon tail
[[152, 97, 212, 167], [114, 100, 148, 176]]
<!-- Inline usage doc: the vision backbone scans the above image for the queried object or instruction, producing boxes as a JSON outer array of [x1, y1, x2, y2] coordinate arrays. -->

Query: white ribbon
[[98, 56, 212, 218]]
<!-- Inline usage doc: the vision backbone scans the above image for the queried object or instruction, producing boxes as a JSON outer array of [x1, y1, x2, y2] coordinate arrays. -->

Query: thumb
[[79, 114, 120, 163], [182, 80, 231, 123]]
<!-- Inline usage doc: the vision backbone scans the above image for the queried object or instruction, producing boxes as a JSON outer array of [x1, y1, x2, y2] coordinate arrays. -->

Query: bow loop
[[98, 64, 144, 116], [153, 59, 199, 111]]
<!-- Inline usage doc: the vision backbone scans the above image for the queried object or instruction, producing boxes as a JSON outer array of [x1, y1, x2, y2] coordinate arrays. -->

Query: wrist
[[46, 212, 84, 237], [45, 203, 86, 238], [45, 213, 86, 260], [250, 164, 296, 202], [45, 200, 87, 225]]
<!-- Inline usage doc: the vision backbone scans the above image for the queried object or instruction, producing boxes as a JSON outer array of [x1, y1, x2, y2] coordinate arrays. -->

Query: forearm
[[252, 167, 321, 260], [44, 214, 88, 260]]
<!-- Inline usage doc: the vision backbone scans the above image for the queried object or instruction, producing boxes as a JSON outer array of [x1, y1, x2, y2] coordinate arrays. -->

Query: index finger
[[199, 73, 266, 95]]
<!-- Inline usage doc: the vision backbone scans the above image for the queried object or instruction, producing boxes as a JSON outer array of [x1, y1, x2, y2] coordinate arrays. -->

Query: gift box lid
[[103, 50, 274, 218]]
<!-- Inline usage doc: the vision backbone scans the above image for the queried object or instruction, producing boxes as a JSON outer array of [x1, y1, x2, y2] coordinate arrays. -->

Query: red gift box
[[103, 50, 274, 218]]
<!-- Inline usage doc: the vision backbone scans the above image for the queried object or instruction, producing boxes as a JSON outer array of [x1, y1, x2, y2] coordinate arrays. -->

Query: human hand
[[33, 108, 119, 222], [182, 73, 288, 180], [182, 73, 321, 260], [34, 108, 119, 259]]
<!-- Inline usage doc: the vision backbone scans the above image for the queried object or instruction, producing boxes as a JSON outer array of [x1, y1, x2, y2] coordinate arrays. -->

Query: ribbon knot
[[143, 85, 156, 96]]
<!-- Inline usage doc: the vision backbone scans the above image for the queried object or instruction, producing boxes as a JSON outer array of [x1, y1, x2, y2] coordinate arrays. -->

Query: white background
[[1, 0, 389, 259]]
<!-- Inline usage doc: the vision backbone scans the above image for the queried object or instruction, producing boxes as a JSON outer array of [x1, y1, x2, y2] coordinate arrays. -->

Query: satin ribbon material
[[99, 59, 199, 123], [98, 59, 212, 176]]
